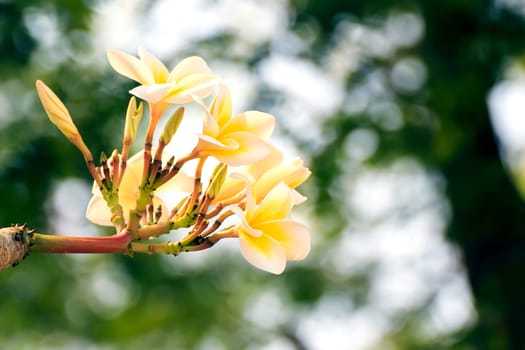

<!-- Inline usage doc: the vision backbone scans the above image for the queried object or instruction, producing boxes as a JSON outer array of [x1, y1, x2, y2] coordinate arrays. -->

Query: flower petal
[[138, 47, 169, 83], [213, 174, 245, 203], [239, 230, 286, 274], [163, 73, 219, 104], [116, 150, 146, 211], [255, 220, 311, 260], [86, 195, 114, 226], [252, 183, 294, 223], [107, 49, 155, 84], [231, 205, 262, 237], [157, 170, 194, 194], [254, 158, 311, 201], [222, 111, 275, 140], [230, 173, 257, 219], [246, 144, 283, 180], [194, 95, 220, 137], [168, 56, 212, 82], [196, 134, 238, 150], [201, 131, 272, 166], [292, 189, 308, 205], [129, 83, 174, 103], [210, 84, 232, 127]]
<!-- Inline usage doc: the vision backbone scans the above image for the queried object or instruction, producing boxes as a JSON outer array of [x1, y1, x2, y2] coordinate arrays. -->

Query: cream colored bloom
[[214, 145, 311, 204], [233, 181, 310, 274], [86, 150, 193, 226], [194, 85, 275, 166], [107, 47, 219, 104]]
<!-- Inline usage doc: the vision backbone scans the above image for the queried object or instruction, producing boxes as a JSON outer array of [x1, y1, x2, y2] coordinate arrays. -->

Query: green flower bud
[[207, 163, 227, 199], [124, 96, 143, 144], [161, 107, 185, 145]]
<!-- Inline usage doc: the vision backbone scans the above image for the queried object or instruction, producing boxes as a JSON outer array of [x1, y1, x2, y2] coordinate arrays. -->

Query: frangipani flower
[[213, 145, 311, 204], [107, 47, 219, 105], [233, 180, 310, 274], [194, 85, 275, 166], [86, 150, 193, 226]]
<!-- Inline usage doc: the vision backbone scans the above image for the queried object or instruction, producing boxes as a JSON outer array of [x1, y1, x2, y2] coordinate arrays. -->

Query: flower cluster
[[36, 48, 310, 274]]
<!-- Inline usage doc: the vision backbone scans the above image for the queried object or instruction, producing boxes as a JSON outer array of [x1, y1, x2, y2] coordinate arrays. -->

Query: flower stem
[[30, 231, 132, 254]]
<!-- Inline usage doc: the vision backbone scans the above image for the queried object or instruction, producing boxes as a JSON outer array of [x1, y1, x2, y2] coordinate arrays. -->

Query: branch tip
[[0, 225, 33, 272]]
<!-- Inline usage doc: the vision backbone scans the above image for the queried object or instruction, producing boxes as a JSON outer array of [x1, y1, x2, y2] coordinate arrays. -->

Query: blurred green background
[[2, 0, 525, 349]]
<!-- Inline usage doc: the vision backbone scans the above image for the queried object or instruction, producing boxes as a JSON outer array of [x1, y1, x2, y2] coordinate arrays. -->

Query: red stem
[[30, 232, 132, 254]]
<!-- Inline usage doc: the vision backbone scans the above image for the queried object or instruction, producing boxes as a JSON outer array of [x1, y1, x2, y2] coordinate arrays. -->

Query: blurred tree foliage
[[297, 1, 525, 348], [2, 0, 525, 349]]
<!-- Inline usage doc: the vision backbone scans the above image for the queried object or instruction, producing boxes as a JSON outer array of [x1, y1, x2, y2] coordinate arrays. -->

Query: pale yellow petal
[[196, 134, 237, 151], [230, 205, 261, 237], [210, 84, 232, 127], [281, 159, 311, 188], [193, 95, 220, 137], [203, 132, 272, 166], [168, 56, 212, 82], [91, 180, 101, 195], [107, 49, 155, 84], [252, 183, 294, 223], [213, 174, 244, 203], [157, 170, 194, 194], [254, 158, 311, 201], [292, 189, 308, 205], [163, 73, 219, 104], [138, 47, 169, 83], [118, 150, 144, 205], [246, 144, 283, 180], [86, 195, 114, 226], [129, 83, 174, 103], [255, 220, 310, 260], [239, 230, 286, 274], [222, 111, 275, 140], [229, 173, 257, 220]]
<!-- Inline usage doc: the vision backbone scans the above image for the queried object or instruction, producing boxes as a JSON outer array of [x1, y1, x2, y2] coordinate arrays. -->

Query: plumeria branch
[[1, 48, 311, 275]]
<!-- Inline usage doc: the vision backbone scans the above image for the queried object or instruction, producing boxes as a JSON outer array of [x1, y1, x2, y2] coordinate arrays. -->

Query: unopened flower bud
[[100, 151, 108, 165], [36, 80, 92, 158], [207, 163, 227, 199], [124, 96, 143, 145], [161, 107, 184, 145], [36, 80, 79, 140]]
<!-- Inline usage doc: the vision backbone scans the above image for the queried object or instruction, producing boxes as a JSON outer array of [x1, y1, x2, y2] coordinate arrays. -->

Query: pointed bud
[[169, 195, 190, 219], [36, 80, 93, 159], [124, 97, 143, 145], [207, 163, 227, 199], [110, 149, 120, 182], [100, 151, 108, 165], [155, 205, 162, 223], [166, 155, 175, 168], [36, 80, 79, 140], [110, 149, 120, 163], [100, 151, 111, 185], [161, 107, 184, 145]]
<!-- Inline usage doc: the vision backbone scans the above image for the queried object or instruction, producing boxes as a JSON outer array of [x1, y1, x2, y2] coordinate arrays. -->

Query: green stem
[[129, 241, 171, 255], [129, 236, 215, 256], [136, 221, 172, 240]]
